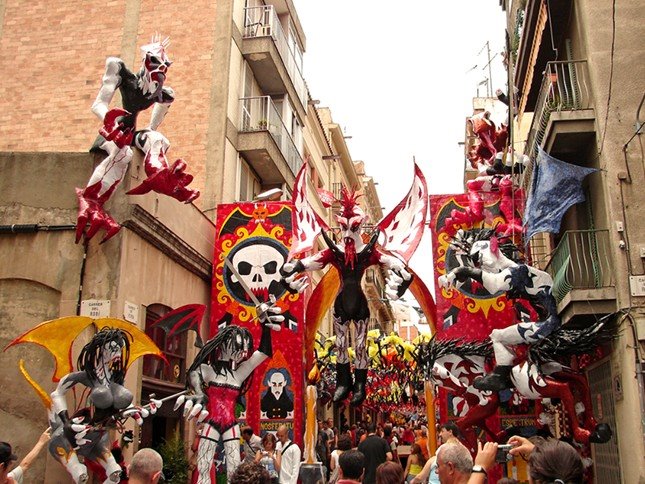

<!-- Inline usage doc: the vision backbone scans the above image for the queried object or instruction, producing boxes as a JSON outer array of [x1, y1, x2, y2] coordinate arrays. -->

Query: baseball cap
[[0, 442, 17, 465]]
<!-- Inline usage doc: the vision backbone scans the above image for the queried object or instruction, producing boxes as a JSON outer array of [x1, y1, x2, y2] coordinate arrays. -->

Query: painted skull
[[270, 371, 286, 399], [139, 36, 172, 100], [231, 243, 284, 301]]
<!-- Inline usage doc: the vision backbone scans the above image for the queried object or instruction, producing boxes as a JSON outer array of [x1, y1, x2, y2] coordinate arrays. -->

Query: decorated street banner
[[212, 202, 304, 445], [429, 192, 538, 442]]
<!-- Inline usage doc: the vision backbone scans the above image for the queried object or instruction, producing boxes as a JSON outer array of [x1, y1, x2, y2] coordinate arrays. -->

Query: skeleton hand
[[385, 268, 412, 300], [99, 108, 133, 148], [257, 295, 284, 330], [174, 394, 209, 423]]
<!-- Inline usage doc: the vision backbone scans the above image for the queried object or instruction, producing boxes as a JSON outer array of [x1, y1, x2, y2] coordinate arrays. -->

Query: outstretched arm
[[15, 428, 51, 472]]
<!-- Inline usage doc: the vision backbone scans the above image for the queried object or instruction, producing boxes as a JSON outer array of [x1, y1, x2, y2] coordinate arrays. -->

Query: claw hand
[[64, 417, 91, 449], [75, 187, 121, 244], [385, 268, 411, 301], [438, 272, 456, 289], [174, 395, 208, 423], [100, 108, 133, 148]]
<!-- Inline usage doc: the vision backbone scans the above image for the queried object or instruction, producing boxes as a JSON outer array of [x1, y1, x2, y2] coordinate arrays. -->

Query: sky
[[293, 1, 508, 309]]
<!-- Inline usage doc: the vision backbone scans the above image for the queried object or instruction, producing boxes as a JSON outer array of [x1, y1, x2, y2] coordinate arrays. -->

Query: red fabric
[[212, 202, 304, 445]]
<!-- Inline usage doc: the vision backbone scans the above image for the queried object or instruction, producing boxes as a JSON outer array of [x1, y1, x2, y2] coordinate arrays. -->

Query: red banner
[[212, 202, 304, 445]]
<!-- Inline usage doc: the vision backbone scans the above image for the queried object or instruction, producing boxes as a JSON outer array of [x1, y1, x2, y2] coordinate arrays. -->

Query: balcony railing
[[243, 5, 307, 108], [544, 230, 614, 303], [522, 60, 592, 191], [239, 96, 303, 176]]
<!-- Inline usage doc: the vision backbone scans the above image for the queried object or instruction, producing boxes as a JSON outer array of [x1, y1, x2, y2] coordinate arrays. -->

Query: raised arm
[[91, 57, 123, 121], [16, 428, 51, 472]]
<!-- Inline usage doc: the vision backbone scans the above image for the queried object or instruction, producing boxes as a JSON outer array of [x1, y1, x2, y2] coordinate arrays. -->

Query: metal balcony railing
[[522, 60, 592, 191], [239, 96, 303, 176], [243, 5, 307, 108], [544, 230, 614, 303]]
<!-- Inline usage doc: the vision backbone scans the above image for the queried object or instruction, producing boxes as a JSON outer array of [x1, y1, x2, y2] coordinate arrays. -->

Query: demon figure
[[281, 162, 433, 406], [6, 318, 164, 484], [174, 301, 284, 482], [438, 229, 560, 391], [77, 35, 199, 243]]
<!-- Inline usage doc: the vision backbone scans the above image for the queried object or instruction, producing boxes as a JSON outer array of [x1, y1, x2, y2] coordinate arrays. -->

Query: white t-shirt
[[8, 465, 24, 484], [277, 440, 301, 484]]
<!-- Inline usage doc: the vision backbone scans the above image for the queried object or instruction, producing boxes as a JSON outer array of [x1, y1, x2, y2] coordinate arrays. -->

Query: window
[[238, 157, 261, 201], [142, 304, 187, 385]]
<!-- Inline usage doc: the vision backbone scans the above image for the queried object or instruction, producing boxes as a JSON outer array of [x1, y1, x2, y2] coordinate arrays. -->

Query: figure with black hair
[[48, 327, 162, 483], [338, 450, 366, 483], [358, 424, 393, 484], [508, 436, 584, 484], [174, 301, 283, 482]]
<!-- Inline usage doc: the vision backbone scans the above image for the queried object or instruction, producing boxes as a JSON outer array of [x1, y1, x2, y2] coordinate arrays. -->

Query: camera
[[495, 444, 514, 463]]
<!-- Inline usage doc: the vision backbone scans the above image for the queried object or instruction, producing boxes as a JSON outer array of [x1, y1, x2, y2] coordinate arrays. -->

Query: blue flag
[[523, 147, 598, 240]]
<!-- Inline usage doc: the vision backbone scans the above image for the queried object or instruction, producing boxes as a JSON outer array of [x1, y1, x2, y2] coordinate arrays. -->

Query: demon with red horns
[[281, 163, 433, 406]]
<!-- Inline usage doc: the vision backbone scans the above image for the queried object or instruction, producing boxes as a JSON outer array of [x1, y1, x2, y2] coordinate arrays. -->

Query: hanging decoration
[[281, 161, 436, 406], [76, 35, 199, 243]]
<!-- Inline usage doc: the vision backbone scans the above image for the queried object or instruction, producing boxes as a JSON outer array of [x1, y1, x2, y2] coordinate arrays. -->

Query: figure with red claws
[[76, 35, 199, 243]]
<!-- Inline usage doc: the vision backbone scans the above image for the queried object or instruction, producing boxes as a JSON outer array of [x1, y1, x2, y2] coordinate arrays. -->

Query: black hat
[[0, 442, 17, 465]]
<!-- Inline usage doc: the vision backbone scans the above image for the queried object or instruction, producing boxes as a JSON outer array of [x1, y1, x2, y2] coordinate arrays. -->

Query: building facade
[[0, 0, 391, 480], [500, 0, 645, 481]]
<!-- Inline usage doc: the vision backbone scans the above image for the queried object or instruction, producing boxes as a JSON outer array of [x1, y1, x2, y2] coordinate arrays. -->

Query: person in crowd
[[358, 423, 393, 484], [403, 443, 426, 483], [497, 479, 519, 484], [255, 432, 279, 483], [330, 435, 353, 483], [401, 425, 415, 446], [338, 449, 366, 484], [276, 425, 301, 484], [0, 427, 51, 484], [230, 460, 272, 484], [376, 461, 405, 484], [316, 420, 330, 476], [128, 448, 164, 484], [438, 423, 461, 445], [508, 435, 584, 484], [414, 428, 430, 461], [241, 426, 263, 463], [383, 425, 400, 464]]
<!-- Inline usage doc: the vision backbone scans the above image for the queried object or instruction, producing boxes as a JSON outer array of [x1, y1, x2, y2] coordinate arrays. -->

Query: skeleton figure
[[438, 229, 560, 391], [175, 302, 283, 482], [48, 328, 161, 484], [281, 188, 413, 406], [230, 242, 285, 303], [77, 35, 199, 243]]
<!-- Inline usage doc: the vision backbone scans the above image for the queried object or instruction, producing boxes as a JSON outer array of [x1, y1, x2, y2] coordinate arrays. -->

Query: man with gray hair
[[435, 441, 473, 484], [128, 448, 164, 484]]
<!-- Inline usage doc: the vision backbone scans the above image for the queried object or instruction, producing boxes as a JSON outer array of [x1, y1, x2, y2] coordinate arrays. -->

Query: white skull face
[[270, 372, 286, 399], [139, 38, 172, 100], [231, 244, 284, 300], [470, 240, 503, 272], [100, 340, 124, 380]]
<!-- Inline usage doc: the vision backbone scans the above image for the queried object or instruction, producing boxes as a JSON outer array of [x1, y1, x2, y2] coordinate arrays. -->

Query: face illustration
[[269, 372, 286, 400], [337, 214, 364, 245]]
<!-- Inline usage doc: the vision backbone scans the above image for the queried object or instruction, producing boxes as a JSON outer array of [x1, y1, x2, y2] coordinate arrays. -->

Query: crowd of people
[[1, 419, 586, 483]]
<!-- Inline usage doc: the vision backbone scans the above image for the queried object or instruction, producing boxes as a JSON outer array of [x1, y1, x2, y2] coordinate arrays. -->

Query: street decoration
[[5, 317, 164, 483], [76, 35, 199, 243], [212, 202, 305, 447], [416, 313, 617, 447], [281, 161, 436, 406], [173, 300, 284, 483]]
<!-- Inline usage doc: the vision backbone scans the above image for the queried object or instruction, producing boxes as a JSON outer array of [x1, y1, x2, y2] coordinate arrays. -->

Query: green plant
[[157, 432, 189, 484]]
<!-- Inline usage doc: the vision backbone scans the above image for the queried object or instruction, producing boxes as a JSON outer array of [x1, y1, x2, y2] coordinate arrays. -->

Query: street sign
[[80, 299, 111, 318]]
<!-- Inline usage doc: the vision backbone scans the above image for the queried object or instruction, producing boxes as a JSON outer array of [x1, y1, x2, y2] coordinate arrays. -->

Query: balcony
[[545, 230, 616, 325], [522, 60, 595, 191], [238, 96, 303, 184], [242, 5, 307, 116]]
